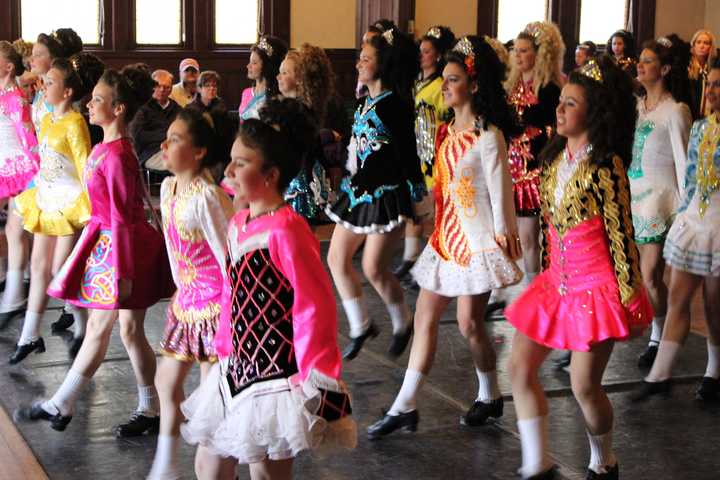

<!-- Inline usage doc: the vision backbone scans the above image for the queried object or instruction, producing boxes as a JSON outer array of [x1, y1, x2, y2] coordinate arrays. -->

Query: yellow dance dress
[[14, 111, 91, 235]]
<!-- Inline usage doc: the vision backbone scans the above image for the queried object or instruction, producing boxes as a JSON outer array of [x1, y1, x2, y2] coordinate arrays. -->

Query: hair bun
[[69, 52, 105, 96], [53, 28, 83, 58]]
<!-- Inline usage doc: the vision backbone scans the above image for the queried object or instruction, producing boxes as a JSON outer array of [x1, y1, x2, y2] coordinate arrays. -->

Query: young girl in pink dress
[[21, 66, 168, 437], [148, 109, 234, 479], [181, 98, 356, 480], [505, 58, 653, 479], [0, 41, 39, 320]]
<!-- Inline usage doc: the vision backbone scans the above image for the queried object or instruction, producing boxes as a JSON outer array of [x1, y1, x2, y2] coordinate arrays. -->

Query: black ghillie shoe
[[460, 398, 503, 426], [367, 409, 419, 440], [9, 337, 45, 364], [113, 412, 160, 438], [342, 323, 380, 360], [16, 402, 73, 431]]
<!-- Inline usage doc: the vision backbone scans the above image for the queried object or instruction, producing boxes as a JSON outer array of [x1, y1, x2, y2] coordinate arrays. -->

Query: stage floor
[[0, 241, 718, 480]]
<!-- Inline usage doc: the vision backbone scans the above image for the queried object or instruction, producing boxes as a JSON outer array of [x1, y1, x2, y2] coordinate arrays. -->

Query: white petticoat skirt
[[180, 364, 357, 464], [663, 195, 720, 277], [411, 245, 523, 297]]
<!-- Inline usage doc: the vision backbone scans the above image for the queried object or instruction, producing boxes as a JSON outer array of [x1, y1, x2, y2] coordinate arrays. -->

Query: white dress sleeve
[[196, 183, 234, 274], [667, 102, 692, 196], [480, 126, 517, 238]]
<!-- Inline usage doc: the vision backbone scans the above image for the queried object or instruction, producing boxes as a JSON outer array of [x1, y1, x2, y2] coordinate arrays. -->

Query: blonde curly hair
[[505, 21, 565, 96], [485, 36, 510, 73], [12, 39, 33, 69], [689, 29, 717, 80], [285, 43, 335, 125]]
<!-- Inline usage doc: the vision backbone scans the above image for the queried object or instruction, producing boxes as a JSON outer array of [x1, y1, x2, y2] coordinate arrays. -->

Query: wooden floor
[[0, 222, 713, 478]]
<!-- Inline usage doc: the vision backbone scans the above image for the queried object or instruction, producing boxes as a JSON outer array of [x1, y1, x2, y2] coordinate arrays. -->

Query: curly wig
[[445, 36, 520, 140], [641, 35, 692, 106], [286, 43, 336, 125], [505, 21, 565, 97], [367, 28, 420, 105], [689, 29, 717, 80], [11, 39, 33, 69], [419, 25, 456, 78], [606, 30, 637, 60], [251, 36, 288, 97], [540, 55, 637, 170], [485, 36, 510, 73]]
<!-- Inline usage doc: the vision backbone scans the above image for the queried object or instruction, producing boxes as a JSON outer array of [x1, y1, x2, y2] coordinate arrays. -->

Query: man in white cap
[[169, 57, 199, 107]]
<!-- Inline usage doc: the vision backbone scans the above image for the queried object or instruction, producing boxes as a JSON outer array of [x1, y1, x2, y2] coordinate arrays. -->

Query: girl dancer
[[631, 37, 692, 368], [10, 55, 94, 364], [277, 44, 333, 220], [148, 109, 234, 479], [20, 66, 168, 437], [505, 21, 564, 291], [505, 58, 653, 479], [394, 25, 455, 280], [0, 41, 40, 329], [633, 58, 720, 402], [606, 30, 638, 76], [325, 28, 424, 360], [367, 36, 523, 439], [239, 36, 288, 122], [688, 29, 716, 120], [181, 98, 356, 480]]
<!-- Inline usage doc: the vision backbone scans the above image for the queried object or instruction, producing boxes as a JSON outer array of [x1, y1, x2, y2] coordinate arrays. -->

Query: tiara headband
[[453, 36, 476, 78], [256, 36, 274, 57], [382, 29, 394, 46], [426, 27, 442, 39], [578, 59, 603, 84], [657, 36, 673, 48]]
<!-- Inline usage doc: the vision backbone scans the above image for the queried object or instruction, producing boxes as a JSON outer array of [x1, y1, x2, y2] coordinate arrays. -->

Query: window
[[496, 0, 549, 43], [20, 0, 101, 45], [579, 0, 629, 44], [135, 0, 183, 45], [215, 0, 260, 45]]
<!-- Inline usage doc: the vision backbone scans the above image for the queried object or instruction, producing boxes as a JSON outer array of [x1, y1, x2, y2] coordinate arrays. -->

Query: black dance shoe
[[695, 376, 720, 402], [586, 463, 619, 479], [367, 409, 419, 440], [68, 336, 84, 359], [460, 398, 503, 426], [387, 326, 412, 357], [484, 300, 506, 318], [637, 343, 659, 369], [342, 323, 380, 360], [630, 379, 671, 402], [393, 260, 415, 280], [9, 337, 45, 364], [525, 468, 557, 480], [0, 307, 25, 330], [17, 402, 73, 431], [113, 412, 160, 438], [51, 310, 75, 333]]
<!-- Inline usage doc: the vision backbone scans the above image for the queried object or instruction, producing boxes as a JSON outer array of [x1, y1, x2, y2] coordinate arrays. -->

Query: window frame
[[16, 0, 107, 47], [211, 0, 261, 49], [130, 0, 187, 49]]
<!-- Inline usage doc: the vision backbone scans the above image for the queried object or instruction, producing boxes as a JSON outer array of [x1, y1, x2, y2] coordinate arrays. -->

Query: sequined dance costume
[[238, 87, 266, 122], [664, 114, 720, 276], [325, 91, 425, 234], [159, 175, 234, 362], [48, 138, 168, 309], [285, 158, 332, 220], [181, 205, 356, 462], [14, 111, 91, 235], [629, 97, 691, 244], [414, 75, 447, 190], [505, 148, 653, 351], [507, 79, 560, 216], [0, 84, 39, 198], [412, 120, 522, 296]]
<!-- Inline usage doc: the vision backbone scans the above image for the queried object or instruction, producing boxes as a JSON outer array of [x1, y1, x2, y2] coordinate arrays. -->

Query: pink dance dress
[[0, 84, 39, 199], [181, 205, 356, 463], [505, 150, 653, 351], [49, 138, 168, 310], [159, 175, 234, 362]]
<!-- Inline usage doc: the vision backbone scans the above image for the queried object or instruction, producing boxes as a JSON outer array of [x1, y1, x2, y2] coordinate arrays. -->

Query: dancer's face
[[30, 43, 52, 75], [161, 118, 205, 175], [356, 44, 378, 85], [637, 48, 668, 87], [575, 47, 590, 68], [277, 57, 298, 97], [514, 38, 536, 74], [43, 67, 69, 106], [611, 36, 625, 57], [556, 83, 588, 138], [693, 34, 712, 61], [87, 80, 121, 127], [225, 136, 278, 203], [419, 40, 439, 72], [441, 61, 476, 110], [705, 68, 720, 112], [247, 51, 263, 82]]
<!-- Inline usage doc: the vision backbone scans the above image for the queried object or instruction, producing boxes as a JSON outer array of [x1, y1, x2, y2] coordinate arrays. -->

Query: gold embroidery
[[163, 177, 205, 242], [172, 300, 221, 324], [456, 167, 477, 217]]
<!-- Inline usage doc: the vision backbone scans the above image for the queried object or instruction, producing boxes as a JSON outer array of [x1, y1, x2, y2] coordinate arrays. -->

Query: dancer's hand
[[118, 279, 133, 303], [496, 234, 522, 261]]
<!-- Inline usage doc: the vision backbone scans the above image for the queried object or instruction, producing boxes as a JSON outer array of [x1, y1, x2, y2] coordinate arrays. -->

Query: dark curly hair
[[367, 18, 396, 36], [640, 35, 692, 106], [37, 28, 83, 60], [69, 52, 105, 96], [444, 36, 520, 140], [99, 64, 154, 123], [251, 36, 288, 97], [606, 29, 636, 60], [367, 28, 419, 105], [419, 25, 456, 79], [238, 97, 318, 192], [175, 108, 218, 169], [540, 55, 637, 169]]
